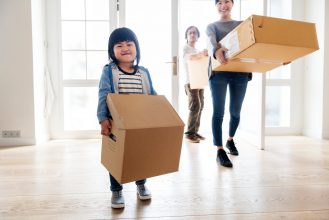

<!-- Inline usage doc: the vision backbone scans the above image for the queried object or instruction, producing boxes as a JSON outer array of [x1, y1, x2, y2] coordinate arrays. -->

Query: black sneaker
[[226, 139, 239, 156], [216, 149, 233, 167]]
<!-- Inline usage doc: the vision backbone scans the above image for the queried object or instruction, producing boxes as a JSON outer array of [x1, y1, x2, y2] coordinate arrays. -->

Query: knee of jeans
[[230, 114, 240, 122], [213, 108, 224, 117], [213, 113, 224, 121]]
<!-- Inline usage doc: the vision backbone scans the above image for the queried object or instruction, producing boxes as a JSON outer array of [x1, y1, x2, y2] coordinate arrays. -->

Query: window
[[266, 86, 290, 127], [265, 0, 293, 130], [60, 0, 110, 131]]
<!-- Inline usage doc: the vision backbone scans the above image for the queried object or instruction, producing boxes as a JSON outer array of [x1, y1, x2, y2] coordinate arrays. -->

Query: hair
[[108, 27, 141, 67], [215, 0, 234, 4], [184, 26, 200, 41]]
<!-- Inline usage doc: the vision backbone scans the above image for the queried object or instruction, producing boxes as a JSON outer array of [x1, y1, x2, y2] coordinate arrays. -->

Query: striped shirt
[[118, 71, 143, 94]]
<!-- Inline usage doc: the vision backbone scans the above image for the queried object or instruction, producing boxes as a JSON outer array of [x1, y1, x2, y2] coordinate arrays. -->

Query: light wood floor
[[1, 136, 329, 220]]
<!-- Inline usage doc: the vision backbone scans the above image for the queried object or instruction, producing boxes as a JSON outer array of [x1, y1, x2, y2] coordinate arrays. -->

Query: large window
[[265, 0, 293, 130], [60, 0, 110, 131]]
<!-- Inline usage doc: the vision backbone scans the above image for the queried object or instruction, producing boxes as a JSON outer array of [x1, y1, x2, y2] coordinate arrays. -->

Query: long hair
[[108, 27, 141, 67]]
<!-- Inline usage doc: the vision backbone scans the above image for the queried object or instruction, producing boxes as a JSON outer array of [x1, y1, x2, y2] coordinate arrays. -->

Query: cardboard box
[[101, 94, 185, 184], [187, 56, 209, 89], [211, 15, 319, 73]]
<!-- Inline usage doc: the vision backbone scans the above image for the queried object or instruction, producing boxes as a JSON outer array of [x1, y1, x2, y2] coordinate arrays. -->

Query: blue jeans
[[209, 72, 249, 147], [109, 173, 146, 191]]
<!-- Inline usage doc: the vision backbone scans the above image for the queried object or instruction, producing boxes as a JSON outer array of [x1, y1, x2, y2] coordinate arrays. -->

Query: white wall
[[0, 0, 48, 146], [302, 0, 325, 138], [0, 0, 35, 146]]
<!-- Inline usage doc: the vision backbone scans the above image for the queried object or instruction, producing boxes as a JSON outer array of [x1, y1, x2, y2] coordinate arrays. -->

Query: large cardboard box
[[211, 15, 319, 73], [101, 94, 185, 184]]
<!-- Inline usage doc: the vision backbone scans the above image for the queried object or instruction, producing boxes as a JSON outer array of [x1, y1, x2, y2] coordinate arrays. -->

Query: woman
[[206, 0, 251, 168]]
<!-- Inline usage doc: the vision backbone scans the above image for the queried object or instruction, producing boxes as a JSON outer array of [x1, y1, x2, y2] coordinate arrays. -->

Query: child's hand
[[215, 47, 228, 64], [100, 119, 112, 136]]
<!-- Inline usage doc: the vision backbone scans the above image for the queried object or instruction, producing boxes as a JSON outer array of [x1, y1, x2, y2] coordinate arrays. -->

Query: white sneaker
[[111, 190, 125, 208], [137, 185, 152, 200]]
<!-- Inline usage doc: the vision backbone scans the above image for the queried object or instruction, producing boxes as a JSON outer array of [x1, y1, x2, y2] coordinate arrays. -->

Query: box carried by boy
[[101, 94, 185, 184]]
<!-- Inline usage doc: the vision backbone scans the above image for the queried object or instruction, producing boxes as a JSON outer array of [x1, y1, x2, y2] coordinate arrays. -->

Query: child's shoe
[[111, 190, 125, 208], [137, 184, 152, 200]]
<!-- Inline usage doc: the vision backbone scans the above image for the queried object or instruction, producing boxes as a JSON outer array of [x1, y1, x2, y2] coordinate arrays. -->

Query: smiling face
[[108, 27, 141, 67], [113, 41, 137, 64], [216, 0, 234, 20]]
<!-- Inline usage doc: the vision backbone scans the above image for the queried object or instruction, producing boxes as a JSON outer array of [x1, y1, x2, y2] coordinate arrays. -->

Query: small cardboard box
[[101, 94, 185, 184], [211, 15, 319, 73], [187, 56, 209, 89]]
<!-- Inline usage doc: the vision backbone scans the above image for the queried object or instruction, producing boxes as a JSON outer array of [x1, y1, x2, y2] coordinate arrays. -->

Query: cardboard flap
[[106, 94, 184, 129], [251, 15, 319, 49]]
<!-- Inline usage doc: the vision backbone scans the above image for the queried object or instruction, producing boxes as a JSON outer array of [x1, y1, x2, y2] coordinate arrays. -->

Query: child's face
[[113, 41, 137, 64], [187, 28, 199, 43], [216, 0, 233, 17]]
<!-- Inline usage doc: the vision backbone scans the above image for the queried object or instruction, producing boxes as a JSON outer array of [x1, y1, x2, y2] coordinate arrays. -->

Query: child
[[183, 26, 208, 143], [97, 27, 156, 209]]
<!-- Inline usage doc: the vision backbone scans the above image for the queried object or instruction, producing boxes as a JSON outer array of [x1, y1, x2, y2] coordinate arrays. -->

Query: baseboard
[[302, 128, 322, 139], [0, 138, 35, 147], [322, 130, 329, 139]]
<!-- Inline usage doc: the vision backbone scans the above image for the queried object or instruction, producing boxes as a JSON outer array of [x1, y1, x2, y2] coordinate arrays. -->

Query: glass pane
[[61, 0, 85, 20], [269, 0, 291, 19], [126, 0, 172, 101], [62, 21, 85, 50], [64, 87, 99, 130], [86, 0, 109, 20], [241, 0, 264, 19], [266, 63, 291, 79], [180, 0, 218, 50], [266, 86, 290, 127], [87, 51, 108, 79], [62, 51, 86, 79], [86, 21, 110, 50]]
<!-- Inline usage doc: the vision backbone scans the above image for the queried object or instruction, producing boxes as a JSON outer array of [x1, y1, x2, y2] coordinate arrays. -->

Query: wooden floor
[[1, 136, 329, 220]]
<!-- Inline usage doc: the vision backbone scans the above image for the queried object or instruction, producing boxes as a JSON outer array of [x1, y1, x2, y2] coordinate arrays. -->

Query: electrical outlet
[[2, 130, 21, 138]]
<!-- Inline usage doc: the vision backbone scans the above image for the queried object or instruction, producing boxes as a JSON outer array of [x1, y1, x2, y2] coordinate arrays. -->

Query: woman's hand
[[100, 119, 112, 136], [215, 47, 228, 64]]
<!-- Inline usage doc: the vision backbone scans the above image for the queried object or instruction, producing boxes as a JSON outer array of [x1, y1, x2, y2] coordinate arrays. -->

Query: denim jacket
[[97, 63, 157, 123]]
